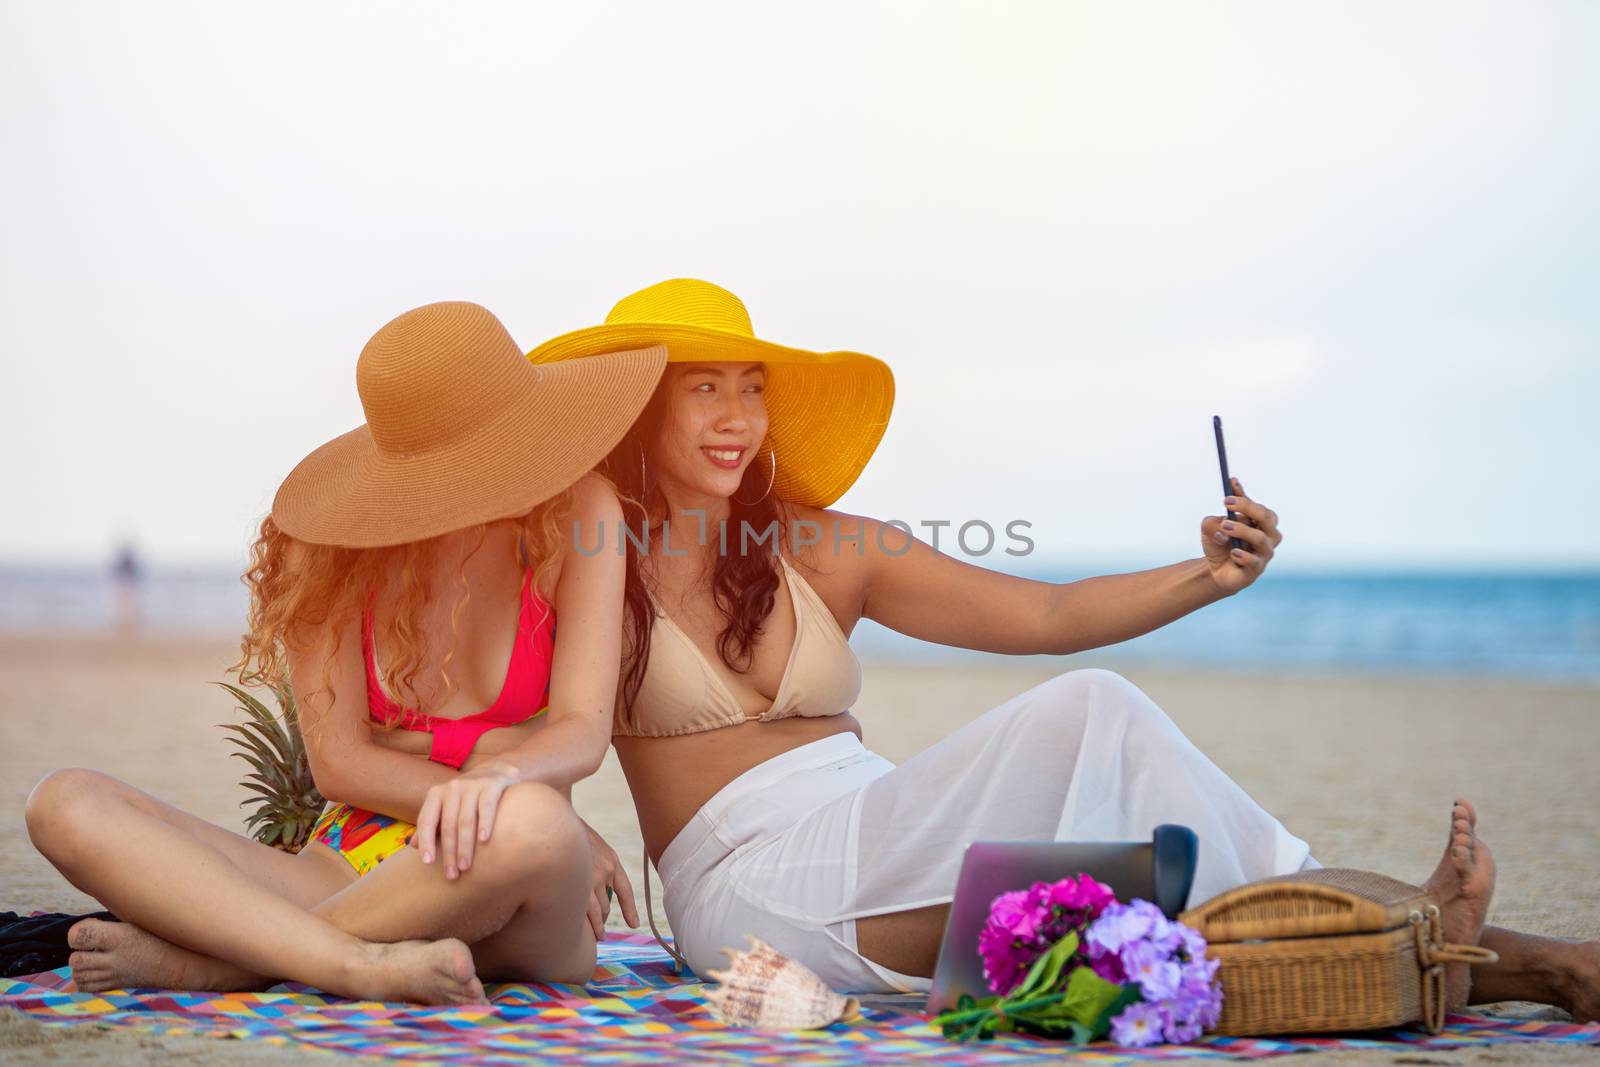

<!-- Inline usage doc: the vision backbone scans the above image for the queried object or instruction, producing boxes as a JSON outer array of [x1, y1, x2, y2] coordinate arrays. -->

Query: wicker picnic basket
[[1178, 869, 1497, 1036]]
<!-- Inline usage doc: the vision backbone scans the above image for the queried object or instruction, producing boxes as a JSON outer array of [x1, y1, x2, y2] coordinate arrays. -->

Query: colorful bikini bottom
[[309, 803, 416, 877]]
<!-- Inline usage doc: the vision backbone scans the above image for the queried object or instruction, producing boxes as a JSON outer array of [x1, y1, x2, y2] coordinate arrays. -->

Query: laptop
[[924, 824, 1198, 1014]]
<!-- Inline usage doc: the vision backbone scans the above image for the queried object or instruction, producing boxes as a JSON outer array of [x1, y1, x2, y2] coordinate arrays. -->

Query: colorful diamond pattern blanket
[[2, 932, 1596, 1065]]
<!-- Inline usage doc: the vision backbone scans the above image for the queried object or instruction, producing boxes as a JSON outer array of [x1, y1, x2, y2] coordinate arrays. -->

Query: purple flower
[[1197, 981, 1225, 1028], [1111, 1001, 1166, 1047], [1127, 899, 1167, 924], [1084, 903, 1222, 1045], [1160, 1000, 1204, 1044], [1086, 902, 1154, 956], [1177, 922, 1209, 962], [1121, 939, 1182, 1001], [1146, 917, 1185, 955], [1173, 963, 1224, 1029], [1182, 953, 1220, 986]]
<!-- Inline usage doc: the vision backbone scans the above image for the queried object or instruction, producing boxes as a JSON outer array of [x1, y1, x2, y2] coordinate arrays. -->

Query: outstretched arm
[[838, 478, 1282, 656]]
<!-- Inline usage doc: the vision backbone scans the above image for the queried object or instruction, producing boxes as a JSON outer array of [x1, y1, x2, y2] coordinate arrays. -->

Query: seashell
[[703, 936, 862, 1030]]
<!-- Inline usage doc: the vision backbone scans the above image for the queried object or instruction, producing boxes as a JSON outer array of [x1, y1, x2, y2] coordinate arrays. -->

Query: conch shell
[[703, 936, 862, 1030]]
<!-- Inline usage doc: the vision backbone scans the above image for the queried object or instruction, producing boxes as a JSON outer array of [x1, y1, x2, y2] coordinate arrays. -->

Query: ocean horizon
[[2, 563, 1597, 683]]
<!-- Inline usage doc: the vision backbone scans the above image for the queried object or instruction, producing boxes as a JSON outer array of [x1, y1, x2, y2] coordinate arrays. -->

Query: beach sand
[[2, 630, 1596, 1064]]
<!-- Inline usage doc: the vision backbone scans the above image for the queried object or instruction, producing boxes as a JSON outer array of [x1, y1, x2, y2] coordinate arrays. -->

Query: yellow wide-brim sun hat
[[527, 279, 894, 509]]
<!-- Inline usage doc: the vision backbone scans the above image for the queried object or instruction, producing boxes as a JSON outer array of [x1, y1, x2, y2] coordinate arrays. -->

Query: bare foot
[[352, 939, 486, 1006], [67, 918, 264, 993], [1420, 798, 1496, 1012]]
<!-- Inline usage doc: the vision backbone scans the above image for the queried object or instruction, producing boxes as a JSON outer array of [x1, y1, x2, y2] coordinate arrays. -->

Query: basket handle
[[1412, 908, 1501, 1033], [1424, 943, 1500, 966], [1417, 906, 1500, 967]]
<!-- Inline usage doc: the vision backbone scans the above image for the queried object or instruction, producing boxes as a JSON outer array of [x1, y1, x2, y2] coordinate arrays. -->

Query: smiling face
[[647, 361, 770, 509]]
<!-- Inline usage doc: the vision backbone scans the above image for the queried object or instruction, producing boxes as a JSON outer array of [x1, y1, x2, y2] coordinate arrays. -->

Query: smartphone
[[1212, 416, 1244, 551]]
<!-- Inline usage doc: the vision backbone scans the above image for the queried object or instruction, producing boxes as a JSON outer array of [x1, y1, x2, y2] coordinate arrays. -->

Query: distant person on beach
[[110, 542, 142, 630], [24, 304, 667, 1003], [528, 278, 1598, 1018]]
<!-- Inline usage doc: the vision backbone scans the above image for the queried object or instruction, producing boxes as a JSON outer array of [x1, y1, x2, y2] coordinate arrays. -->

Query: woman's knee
[[479, 782, 588, 879], [511, 935, 597, 986], [1028, 668, 1169, 731], [24, 768, 124, 845]]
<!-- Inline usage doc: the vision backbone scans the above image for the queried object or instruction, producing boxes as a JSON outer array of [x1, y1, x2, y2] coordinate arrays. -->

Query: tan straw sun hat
[[273, 301, 667, 547], [527, 279, 894, 509]]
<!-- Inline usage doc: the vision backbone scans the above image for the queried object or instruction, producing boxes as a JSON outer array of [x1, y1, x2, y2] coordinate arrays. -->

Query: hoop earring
[[734, 446, 778, 506], [637, 441, 649, 495]]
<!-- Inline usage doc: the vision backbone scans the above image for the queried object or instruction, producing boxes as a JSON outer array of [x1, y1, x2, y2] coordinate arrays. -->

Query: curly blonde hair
[[233, 485, 578, 720]]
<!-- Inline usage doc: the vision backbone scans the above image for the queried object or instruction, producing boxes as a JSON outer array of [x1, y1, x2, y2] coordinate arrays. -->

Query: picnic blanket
[[2, 931, 1596, 1065]]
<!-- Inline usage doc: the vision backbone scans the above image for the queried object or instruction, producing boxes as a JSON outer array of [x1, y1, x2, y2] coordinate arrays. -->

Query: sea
[[2, 565, 1598, 683]]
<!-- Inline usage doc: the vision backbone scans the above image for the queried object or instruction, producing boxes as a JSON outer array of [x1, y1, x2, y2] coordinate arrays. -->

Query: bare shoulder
[[525, 473, 623, 600], [785, 503, 911, 566], [566, 470, 624, 524], [781, 501, 878, 622]]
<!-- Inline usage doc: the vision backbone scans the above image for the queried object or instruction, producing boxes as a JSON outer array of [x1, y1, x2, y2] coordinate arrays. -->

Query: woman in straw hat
[[25, 302, 667, 1004], [525, 279, 1599, 1019]]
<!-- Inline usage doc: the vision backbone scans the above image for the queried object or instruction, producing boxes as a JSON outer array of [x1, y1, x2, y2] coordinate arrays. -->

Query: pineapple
[[217, 680, 324, 853]]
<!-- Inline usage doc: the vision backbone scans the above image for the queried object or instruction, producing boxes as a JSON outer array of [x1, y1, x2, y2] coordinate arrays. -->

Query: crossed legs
[[24, 768, 596, 1000]]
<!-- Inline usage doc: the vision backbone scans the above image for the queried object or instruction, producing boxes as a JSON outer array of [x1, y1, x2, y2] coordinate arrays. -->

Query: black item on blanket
[[0, 910, 118, 978]]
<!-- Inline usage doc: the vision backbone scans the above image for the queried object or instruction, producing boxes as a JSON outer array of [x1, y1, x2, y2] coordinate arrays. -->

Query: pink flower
[[1089, 951, 1127, 984], [977, 874, 1116, 995]]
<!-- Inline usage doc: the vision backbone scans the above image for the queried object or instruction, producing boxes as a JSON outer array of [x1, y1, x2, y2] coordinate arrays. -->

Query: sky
[[3, 2, 1596, 573]]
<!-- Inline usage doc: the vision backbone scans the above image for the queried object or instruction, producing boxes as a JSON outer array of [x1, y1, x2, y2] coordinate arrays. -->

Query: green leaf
[[218, 725, 282, 763], [1027, 966, 1131, 1040], [932, 994, 1000, 1029], [236, 781, 282, 802], [226, 749, 274, 777], [218, 678, 323, 851], [1030, 932, 1080, 998], [218, 681, 278, 725], [1089, 982, 1144, 1037], [216, 683, 297, 766]]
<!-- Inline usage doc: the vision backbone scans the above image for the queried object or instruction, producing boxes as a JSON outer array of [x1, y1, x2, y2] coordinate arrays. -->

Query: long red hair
[[232, 485, 577, 718]]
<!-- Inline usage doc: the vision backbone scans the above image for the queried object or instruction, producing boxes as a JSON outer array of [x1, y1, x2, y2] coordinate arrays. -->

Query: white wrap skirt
[[656, 668, 1316, 994]]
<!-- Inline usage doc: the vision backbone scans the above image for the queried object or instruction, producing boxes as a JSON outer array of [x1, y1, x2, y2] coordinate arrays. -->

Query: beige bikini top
[[612, 553, 862, 738]]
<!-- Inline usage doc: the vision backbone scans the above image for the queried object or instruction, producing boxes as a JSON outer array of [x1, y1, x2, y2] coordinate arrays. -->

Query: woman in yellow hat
[[526, 279, 1597, 1020], [25, 302, 667, 1003]]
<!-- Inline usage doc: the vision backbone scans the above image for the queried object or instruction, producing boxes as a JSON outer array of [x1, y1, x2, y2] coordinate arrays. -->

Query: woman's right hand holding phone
[[1201, 477, 1283, 594]]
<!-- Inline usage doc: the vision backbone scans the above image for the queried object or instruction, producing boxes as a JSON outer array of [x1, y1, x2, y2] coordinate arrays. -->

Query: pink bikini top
[[363, 571, 554, 769]]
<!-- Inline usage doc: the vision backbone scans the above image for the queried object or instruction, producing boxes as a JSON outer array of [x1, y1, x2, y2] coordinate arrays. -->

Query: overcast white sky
[[3, 2, 1596, 572]]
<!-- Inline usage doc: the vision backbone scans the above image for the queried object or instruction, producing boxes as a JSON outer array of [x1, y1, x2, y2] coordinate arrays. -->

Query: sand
[[2, 630, 1596, 1064]]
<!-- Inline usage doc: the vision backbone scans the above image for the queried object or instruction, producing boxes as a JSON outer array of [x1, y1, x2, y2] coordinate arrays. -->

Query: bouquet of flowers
[[933, 873, 1223, 1046]]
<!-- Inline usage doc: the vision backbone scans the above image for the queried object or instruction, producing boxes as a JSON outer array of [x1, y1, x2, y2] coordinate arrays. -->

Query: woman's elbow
[[573, 738, 609, 781], [566, 716, 612, 781], [307, 763, 346, 804], [304, 742, 356, 804]]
